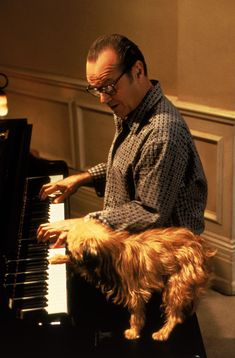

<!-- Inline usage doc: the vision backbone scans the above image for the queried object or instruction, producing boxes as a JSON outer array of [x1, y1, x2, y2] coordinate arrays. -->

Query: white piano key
[[49, 174, 65, 223], [46, 247, 68, 314], [46, 176, 68, 315], [49, 202, 65, 222]]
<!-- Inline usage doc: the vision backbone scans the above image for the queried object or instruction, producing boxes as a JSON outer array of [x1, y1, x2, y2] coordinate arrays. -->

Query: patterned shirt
[[87, 80, 207, 234]]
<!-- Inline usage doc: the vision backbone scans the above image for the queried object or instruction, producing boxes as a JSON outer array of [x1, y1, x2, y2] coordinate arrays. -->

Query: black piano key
[[23, 261, 48, 271], [5, 270, 48, 284], [26, 252, 48, 260], [12, 295, 48, 309], [19, 307, 48, 320], [19, 242, 48, 251], [24, 199, 49, 210], [14, 282, 48, 298], [18, 245, 48, 254], [22, 227, 46, 238], [20, 247, 48, 255], [27, 245, 48, 252], [7, 258, 49, 273], [24, 205, 50, 216], [19, 248, 48, 260], [19, 239, 45, 245], [23, 218, 49, 231], [4, 283, 15, 296]]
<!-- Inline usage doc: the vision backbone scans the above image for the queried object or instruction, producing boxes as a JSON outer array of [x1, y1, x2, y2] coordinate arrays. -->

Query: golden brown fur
[[51, 218, 215, 341]]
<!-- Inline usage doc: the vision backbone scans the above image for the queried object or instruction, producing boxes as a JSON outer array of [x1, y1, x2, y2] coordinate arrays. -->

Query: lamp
[[0, 73, 9, 117]]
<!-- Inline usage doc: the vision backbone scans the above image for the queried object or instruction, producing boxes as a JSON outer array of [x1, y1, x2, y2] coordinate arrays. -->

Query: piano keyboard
[[5, 175, 69, 324]]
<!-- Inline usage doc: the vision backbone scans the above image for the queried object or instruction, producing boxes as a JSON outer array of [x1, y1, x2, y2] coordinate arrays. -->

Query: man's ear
[[133, 60, 144, 78]]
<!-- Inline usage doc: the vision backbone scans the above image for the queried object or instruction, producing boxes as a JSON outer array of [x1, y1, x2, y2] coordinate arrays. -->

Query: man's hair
[[87, 34, 147, 76]]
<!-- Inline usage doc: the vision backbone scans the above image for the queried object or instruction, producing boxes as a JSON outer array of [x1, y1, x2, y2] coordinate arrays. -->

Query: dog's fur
[[50, 219, 215, 341]]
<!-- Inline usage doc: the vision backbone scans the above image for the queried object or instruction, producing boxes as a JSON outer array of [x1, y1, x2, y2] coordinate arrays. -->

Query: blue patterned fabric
[[88, 81, 207, 234]]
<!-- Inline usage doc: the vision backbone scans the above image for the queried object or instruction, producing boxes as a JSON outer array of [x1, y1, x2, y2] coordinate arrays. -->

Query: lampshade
[[0, 90, 8, 116], [0, 73, 9, 117]]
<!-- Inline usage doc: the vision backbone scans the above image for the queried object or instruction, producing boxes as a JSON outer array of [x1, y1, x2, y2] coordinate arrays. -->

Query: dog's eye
[[83, 249, 99, 269]]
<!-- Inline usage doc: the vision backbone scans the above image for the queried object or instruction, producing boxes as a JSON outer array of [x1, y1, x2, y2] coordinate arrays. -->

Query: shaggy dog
[[50, 219, 215, 341]]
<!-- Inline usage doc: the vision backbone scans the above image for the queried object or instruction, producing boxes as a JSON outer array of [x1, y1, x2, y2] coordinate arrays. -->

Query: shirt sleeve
[[88, 162, 107, 197], [87, 140, 188, 232]]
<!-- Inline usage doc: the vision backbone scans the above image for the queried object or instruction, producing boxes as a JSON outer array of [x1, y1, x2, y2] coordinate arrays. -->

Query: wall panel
[[73, 103, 114, 170]]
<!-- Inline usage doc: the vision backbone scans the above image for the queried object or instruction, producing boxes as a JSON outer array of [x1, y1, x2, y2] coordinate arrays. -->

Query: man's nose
[[99, 92, 111, 104]]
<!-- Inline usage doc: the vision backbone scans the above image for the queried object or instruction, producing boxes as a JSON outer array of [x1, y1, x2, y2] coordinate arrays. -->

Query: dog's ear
[[82, 248, 100, 269]]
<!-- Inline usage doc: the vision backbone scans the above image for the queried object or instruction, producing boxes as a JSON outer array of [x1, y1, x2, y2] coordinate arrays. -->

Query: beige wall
[[1, 0, 234, 109], [0, 0, 178, 94], [178, 0, 235, 109]]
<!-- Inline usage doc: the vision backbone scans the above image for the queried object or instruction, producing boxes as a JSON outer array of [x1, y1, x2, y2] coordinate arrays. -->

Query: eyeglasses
[[86, 69, 126, 98]]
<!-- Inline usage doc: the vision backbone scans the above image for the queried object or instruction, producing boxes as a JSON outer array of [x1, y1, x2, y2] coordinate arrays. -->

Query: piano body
[[0, 118, 207, 358], [0, 118, 69, 322], [0, 118, 82, 357]]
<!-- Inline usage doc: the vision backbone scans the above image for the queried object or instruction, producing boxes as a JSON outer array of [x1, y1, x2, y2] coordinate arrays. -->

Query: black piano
[[0, 118, 207, 357]]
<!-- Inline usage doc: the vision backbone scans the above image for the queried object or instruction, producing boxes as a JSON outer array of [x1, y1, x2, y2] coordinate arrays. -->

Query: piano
[[0, 118, 208, 358], [0, 119, 69, 325]]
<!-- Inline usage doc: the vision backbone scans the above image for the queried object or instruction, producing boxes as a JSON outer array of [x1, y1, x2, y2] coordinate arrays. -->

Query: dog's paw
[[152, 329, 170, 341], [124, 328, 140, 340], [49, 254, 69, 264]]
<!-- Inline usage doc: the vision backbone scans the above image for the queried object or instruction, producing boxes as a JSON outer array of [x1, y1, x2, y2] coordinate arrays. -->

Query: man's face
[[86, 48, 141, 119]]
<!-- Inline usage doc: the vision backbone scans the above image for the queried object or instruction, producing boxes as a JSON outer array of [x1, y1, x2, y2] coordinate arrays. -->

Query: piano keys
[[4, 175, 69, 324]]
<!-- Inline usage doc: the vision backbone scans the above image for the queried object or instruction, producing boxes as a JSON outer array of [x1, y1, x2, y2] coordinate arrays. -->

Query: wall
[[1, 0, 234, 109], [0, 0, 235, 294], [0, 0, 178, 94], [178, 0, 235, 109]]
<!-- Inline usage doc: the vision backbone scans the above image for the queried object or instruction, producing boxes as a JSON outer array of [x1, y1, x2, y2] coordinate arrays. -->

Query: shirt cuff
[[88, 163, 107, 197]]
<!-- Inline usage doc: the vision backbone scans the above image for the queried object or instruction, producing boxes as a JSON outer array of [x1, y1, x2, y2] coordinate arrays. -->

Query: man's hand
[[39, 172, 93, 203], [37, 218, 80, 247]]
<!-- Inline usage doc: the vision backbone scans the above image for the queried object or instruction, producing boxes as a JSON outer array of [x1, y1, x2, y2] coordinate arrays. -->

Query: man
[[37, 34, 207, 245]]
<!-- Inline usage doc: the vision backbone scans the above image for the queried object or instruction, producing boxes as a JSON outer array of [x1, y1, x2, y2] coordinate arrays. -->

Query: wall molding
[[7, 86, 77, 168], [190, 129, 224, 224], [1, 65, 235, 124], [202, 230, 235, 295], [0, 65, 87, 91], [168, 95, 235, 125]]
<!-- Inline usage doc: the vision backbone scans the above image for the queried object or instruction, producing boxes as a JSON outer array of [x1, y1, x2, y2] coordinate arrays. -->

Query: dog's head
[[66, 219, 123, 288]]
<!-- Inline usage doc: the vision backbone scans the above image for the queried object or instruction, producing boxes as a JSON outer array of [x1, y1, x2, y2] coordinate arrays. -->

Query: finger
[[37, 224, 47, 241], [37, 222, 50, 238], [52, 191, 68, 204], [40, 184, 60, 200], [39, 183, 51, 199], [43, 229, 60, 242], [53, 231, 68, 248], [37, 224, 57, 242]]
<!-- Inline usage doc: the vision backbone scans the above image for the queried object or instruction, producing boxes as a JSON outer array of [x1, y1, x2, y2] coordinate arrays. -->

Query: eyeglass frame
[[86, 67, 128, 98]]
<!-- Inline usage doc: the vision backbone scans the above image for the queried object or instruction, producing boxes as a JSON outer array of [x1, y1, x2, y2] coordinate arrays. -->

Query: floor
[[197, 288, 235, 358]]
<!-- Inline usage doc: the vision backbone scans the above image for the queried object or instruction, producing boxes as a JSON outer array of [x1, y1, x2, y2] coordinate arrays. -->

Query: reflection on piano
[[0, 119, 207, 358]]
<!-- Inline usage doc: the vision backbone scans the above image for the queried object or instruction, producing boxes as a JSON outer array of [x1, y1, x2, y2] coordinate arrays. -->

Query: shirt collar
[[114, 80, 163, 134]]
